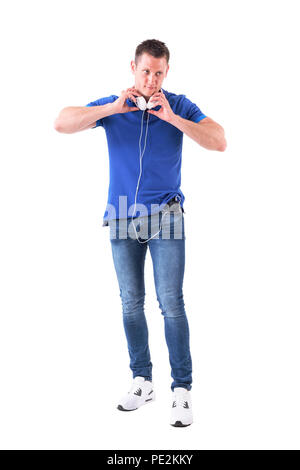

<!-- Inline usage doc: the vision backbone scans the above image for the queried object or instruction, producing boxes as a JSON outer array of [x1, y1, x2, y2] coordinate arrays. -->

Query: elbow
[[209, 125, 227, 151], [54, 118, 73, 134], [217, 130, 227, 151], [53, 112, 67, 133], [54, 118, 63, 133], [217, 139, 227, 152], [53, 107, 74, 133]]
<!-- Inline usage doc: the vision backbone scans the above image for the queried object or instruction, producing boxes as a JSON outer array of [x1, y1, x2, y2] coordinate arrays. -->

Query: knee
[[120, 289, 145, 317], [157, 290, 186, 318]]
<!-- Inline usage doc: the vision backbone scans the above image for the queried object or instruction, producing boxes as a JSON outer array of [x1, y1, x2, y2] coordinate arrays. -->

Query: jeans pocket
[[160, 209, 185, 240]]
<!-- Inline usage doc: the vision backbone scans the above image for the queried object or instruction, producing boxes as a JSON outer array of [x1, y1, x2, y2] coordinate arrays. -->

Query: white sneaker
[[117, 376, 155, 411], [170, 387, 193, 427]]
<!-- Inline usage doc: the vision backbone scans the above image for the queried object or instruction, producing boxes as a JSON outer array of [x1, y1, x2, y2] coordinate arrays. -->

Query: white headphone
[[131, 94, 169, 244], [135, 95, 155, 111]]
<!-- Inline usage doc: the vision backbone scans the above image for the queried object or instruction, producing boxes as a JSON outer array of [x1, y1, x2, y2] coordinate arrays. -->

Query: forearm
[[170, 114, 226, 151], [54, 103, 116, 134]]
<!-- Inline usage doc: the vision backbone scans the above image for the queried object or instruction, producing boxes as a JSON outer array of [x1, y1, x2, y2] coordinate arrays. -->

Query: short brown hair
[[135, 39, 170, 65]]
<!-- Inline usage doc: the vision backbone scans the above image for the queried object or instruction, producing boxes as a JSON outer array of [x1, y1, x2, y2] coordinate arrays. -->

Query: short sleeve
[[181, 96, 207, 123], [85, 95, 118, 128]]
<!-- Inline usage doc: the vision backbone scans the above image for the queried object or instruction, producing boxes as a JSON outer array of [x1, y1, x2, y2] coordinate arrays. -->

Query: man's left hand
[[147, 90, 175, 123]]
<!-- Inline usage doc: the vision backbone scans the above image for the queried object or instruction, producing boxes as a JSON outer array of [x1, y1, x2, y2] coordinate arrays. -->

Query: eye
[[142, 70, 162, 75]]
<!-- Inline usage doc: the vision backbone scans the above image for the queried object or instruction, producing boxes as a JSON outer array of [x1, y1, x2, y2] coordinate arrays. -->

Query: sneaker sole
[[117, 396, 155, 412], [117, 404, 137, 412], [171, 420, 192, 427]]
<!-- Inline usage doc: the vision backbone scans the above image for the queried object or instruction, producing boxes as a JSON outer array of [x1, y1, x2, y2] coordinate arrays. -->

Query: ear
[[130, 60, 136, 74], [165, 64, 170, 77]]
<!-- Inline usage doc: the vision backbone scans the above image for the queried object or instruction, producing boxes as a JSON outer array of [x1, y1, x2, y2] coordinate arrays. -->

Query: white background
[[0, 0, 299, 450]]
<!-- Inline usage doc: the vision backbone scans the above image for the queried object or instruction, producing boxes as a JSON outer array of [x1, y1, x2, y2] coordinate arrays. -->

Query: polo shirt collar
[[126, 88, 167, 110]]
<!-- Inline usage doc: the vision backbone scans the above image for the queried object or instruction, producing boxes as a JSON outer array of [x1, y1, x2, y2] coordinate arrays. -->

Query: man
[[54, 39, 227, 427]]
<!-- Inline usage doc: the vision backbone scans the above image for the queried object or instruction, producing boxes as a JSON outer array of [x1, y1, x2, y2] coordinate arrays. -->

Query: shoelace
[[128, 383, 143, 395], [173, 393, 189, 408]]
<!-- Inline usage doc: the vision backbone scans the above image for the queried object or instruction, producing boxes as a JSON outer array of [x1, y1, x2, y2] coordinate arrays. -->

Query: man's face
[[131, 53, 169, 100]]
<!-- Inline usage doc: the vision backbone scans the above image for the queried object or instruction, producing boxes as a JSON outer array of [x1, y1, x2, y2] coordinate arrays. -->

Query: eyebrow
[[142, 68, 163, 72]]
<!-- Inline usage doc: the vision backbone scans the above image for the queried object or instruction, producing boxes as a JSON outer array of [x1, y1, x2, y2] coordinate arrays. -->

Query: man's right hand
[[112, 87, 142, 114]]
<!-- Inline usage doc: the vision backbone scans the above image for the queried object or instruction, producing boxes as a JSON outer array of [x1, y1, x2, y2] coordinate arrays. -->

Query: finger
[[126, 89, 141, 101], [150, 94, 162, 101], [129, 107, 139, 112], [150, 97, 163, 105], [127, 87, 142, 96], [147, 109, 158, 116], [124, 88, 135, 97], [128, 93, 137, 103], [131, 86, 142, 93], [150, 95, 165, 103], [132, 86, 142, 94], [124, 90, 136, 103], [152, 90, 163, 96], [151, 93, 161, 98]]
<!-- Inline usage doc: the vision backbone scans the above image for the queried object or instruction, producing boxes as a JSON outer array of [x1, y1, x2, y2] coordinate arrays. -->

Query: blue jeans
[[108, 203, 192, 391]]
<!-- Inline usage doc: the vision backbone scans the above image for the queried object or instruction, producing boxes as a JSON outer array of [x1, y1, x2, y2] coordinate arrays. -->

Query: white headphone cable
[[131, 110, 169, 244]]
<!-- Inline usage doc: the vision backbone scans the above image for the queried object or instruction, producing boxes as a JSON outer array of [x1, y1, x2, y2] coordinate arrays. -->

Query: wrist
[[107, 102, 118, 116], [169, 112, 181, 127]]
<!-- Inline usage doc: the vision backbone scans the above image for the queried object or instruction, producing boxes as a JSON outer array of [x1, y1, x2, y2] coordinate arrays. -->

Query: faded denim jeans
[[108, 201, 192, 391]]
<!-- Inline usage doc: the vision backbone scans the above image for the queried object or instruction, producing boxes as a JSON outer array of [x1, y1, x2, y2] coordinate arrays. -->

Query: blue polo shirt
[[86, 88, 206, 226]]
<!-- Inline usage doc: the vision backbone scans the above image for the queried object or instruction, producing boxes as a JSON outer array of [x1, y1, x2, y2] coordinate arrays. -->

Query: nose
[[147, 73, 157, 85]]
